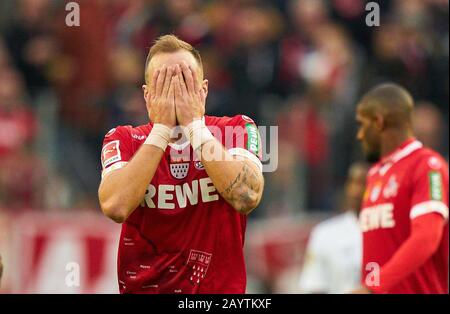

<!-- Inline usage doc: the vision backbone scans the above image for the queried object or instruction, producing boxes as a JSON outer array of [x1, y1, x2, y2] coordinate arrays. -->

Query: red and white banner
[[0, 211, 121, 294]]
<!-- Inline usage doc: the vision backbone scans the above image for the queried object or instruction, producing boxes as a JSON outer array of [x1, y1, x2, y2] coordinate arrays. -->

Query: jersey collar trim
[[382, 138, 423, 165]]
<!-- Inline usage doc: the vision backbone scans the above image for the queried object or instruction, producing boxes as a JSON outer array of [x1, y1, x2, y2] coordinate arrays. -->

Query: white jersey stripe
[[102, 161, 129, 178], [410, 200, 449, 220], [228, 147, 263, 172]]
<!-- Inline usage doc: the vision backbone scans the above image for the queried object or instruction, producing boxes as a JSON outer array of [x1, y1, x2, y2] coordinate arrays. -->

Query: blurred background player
[[98, 35, 264, 294], [354, 83, 448, 294], [413, 102, 446, 154], [298, 162, 369, 293]]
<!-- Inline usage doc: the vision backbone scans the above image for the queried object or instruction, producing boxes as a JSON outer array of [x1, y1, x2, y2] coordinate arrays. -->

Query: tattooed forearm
[[222, 167, 243, 195], [219, 161, 264, 214], [199, 140, 264, 215]]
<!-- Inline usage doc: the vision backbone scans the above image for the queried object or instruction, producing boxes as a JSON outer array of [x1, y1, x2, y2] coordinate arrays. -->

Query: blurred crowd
[[0, 0, 448, 218]]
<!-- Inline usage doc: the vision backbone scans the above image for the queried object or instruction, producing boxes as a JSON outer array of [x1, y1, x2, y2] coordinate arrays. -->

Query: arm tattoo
[[220, 162, 263, 211]]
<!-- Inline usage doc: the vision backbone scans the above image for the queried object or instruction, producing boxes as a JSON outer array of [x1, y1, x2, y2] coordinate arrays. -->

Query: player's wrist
[[145, 123, 172, 151], [183, 118, 215, 152]]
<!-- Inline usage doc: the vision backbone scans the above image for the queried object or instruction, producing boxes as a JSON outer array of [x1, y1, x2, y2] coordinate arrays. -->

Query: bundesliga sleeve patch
[[101, 140, 122, 169], [429, 171, 443, 201], [245, 123, 260, 157]]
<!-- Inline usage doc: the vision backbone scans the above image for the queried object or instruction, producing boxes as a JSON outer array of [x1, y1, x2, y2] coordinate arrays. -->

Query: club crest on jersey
[[383, 175, 399, 199], [170, 161, 190, 179], [186, 250, 212, 285], [370, 182, 382, 203]]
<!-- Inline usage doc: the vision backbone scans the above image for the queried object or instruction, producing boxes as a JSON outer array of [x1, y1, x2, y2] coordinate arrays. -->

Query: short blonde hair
[[145, 34, 203, 83]]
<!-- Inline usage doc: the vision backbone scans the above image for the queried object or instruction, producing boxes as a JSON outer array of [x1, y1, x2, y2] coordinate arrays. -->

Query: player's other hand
[[146, 64, 177, 128], [173, 61, 206, 126]]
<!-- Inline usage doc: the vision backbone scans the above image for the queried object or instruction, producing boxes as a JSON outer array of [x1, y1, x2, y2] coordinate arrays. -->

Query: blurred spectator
[[298, 162, 369, 293], [56, 0, 110, 132], [226, 3, 283, 120], [4, 0, 58, 99], [0, 39, 10, 69], [0, 61, 44, 210], [275, 96, 330, 211], [413, 102, 445, 154], [0, 67, 36, 157], [107, 46, 147, 126], [261, 139, 303, 218]]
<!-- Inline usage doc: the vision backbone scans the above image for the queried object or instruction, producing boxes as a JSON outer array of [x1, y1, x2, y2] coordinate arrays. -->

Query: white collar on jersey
[[389, 140, 423, 164], [374, 139, 423, 177]]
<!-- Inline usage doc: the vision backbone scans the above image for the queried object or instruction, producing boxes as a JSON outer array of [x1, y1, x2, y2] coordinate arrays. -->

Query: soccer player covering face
[[98, 35, 265, 294], [353, 83, 448, 294]]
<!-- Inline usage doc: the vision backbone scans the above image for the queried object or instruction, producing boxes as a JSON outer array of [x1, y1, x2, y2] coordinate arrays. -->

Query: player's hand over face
[[173, 62, 206, 126], [146, 65, 177, 128]]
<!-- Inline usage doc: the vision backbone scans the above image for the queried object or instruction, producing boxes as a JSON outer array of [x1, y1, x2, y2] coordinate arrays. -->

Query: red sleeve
[[366, 213, 446, 294], [100, 126, 133, 177], [221, 115, 263, 171], [224, 115, 262, 159], [409, 154, 449, 220]]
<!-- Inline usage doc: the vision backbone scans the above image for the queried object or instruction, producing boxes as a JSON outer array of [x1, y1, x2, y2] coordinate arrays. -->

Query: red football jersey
[[100, 115, 262, 294], [360, 138, 449, 294]]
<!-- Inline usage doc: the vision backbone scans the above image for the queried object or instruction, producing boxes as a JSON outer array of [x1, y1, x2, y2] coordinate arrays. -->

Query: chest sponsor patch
[[360, 203, 395, 232], [101, 140, 121, 169], [429, 171, 443, 201]]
